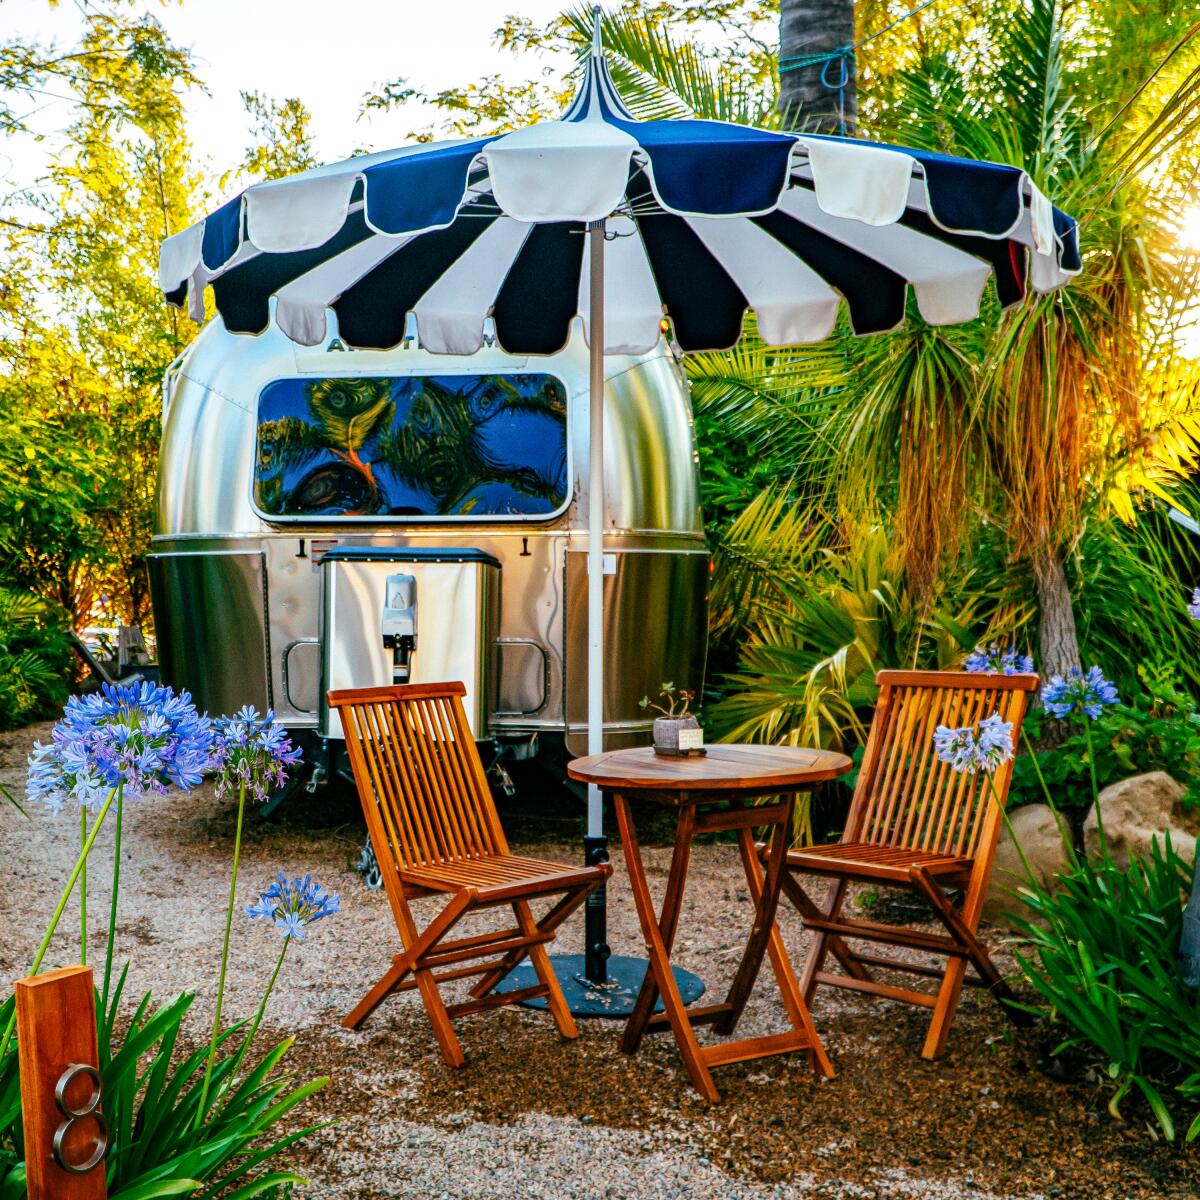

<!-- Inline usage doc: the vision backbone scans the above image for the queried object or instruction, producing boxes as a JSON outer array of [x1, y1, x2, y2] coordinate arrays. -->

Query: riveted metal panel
[[147, 549, 270, 717], [564, 548, 709, 755]]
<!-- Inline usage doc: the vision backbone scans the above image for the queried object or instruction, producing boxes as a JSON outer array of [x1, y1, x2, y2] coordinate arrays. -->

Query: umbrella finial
[[591, 5, 603, 56]]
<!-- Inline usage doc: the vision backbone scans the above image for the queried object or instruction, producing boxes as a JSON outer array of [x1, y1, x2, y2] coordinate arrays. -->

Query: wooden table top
[[567, 744, 853, 793]]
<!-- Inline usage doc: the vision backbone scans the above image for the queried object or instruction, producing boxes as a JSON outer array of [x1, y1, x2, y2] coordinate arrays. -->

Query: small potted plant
[[640, 682, 704, 757]]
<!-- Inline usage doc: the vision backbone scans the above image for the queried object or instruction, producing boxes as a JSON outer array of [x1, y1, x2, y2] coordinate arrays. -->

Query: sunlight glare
[[1181, 205, 1200, 252]]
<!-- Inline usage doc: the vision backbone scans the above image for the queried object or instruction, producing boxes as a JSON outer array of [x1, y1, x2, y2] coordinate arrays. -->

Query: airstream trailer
[[148, 318, 709, 798]]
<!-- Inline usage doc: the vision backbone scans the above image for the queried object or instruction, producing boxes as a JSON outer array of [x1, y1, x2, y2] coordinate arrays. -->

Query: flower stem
[[984, 770, 1037, 882], [101, 783, 124, 1016], [215, 936, 290, 1121], [1021, 729, 1075, 862], [0, 787, 116, 1061], [1020, 729, 1056, 810], [197, 778, 248, 1127], [1083, 720, 1107, 857], [32, 791, 114, 975], [80, 804, 88, 966]]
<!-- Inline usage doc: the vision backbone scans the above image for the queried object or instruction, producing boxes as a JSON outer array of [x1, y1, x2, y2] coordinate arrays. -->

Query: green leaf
[[1132, 1076, 1176, 1142], [218, 1173, 308, 1200], [109, 1179, 203, 1200], [0, 1165, 27, 1200]]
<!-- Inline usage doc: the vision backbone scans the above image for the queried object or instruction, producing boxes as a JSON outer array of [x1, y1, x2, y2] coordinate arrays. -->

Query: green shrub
[[0, 588, 70, 731], [0, 975, 325, 1198], [1010, 834, 1200, 1141], [1010, 665, 1200, 810]]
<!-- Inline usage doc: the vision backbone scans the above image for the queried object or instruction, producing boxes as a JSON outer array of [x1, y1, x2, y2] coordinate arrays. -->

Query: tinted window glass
[[254, 374, 568, 518]]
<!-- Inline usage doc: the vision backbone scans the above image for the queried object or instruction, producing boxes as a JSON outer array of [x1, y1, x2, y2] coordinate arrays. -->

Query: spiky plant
[[705, 496, 1034, 750]]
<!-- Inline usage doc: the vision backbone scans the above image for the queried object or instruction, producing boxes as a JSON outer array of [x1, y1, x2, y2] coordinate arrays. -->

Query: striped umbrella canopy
[[159, 12, 1079, 995], [160, 55, 1079, 355]]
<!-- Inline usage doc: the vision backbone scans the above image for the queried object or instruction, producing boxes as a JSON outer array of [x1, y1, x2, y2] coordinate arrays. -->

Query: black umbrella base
[[495, 953, 705, 1019]]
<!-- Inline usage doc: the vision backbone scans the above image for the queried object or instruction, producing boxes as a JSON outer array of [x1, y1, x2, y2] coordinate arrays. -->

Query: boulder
[[982, 803, 1073, 927], [1082, 771, 1200, 869]]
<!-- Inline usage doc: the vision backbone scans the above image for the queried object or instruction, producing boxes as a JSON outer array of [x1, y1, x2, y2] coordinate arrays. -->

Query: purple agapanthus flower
[[963, 643, 1035, 676], [246, 872, 340, 939], [1188, 587, 1200, 622], [213, 707, 302, 804], [27, 682, 217, 811], [933, 711, 1015, 775], [1041, 666, 1120, 721]]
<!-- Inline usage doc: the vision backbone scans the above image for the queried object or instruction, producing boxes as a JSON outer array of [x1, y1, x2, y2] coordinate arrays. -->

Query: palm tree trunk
[[778, 0, 857, 134], [1033, 548, 1081, 679], [1032, 547, 1081, 751]]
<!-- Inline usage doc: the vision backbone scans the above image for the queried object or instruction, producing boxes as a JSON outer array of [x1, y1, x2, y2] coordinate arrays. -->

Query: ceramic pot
[[652, 714, 704, 757]]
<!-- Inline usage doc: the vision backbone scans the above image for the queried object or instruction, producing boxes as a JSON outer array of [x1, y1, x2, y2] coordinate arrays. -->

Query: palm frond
[[689, 345, 848, 488], [709, 488, 829, 640], [705, 523, 909, 751], [990, 0, 1085, 179], [1074, 481, 1200, 696]]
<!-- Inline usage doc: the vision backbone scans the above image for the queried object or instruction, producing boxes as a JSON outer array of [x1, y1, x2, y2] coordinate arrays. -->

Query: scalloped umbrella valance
[[160, 53, 1078, 354]]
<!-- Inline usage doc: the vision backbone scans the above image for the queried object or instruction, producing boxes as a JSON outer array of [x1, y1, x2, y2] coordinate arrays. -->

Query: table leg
[[614, 794, 720, 1103], [714, 793, 794, 1036], [621, 798, 696, 1056], [734, 815, 835, 1079]]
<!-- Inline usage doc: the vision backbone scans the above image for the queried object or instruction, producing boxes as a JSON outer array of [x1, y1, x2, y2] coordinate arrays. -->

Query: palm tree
[[727, 0, 1200, 670], [778, 0, 857, 132], [871, 0, 1200, 676], [594, 0, 1200, 714]]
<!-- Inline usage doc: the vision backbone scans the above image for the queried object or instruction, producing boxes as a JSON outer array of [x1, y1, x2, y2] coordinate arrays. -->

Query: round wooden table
[[569, 744, 852, 1102]]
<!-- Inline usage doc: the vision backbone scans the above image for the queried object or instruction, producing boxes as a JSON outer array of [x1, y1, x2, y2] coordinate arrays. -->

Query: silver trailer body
[[318, 547, 501, 739], [148, 319, 708, 765]]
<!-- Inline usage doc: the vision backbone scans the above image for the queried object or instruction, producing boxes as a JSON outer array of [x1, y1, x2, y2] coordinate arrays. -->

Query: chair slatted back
[[848, 670, 1037, 861], [329, 683, 507, 873]]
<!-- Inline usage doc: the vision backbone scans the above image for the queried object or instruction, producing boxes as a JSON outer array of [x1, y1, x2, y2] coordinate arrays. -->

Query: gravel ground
[[2, 723, 1197, 1200]]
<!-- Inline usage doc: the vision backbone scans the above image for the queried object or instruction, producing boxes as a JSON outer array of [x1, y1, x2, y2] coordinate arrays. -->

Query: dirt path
[[1, 723, 1195, 1199]]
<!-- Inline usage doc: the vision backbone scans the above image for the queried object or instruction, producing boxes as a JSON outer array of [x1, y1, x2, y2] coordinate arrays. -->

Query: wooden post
[[15, 965, 108, 1200]]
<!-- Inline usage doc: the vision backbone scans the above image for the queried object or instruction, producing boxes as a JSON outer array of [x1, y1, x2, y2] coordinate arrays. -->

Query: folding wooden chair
[[776, 669, 1037, 1059], [329, 682, 610, 1067]]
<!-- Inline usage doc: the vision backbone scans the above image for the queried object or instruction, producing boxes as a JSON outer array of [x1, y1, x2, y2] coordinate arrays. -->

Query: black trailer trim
[[321, 546, 502, 569]]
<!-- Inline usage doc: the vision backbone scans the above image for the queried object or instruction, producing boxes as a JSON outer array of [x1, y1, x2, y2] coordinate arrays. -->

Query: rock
[[1082, 771, 1200, 869], [982, 804, 1072, 927]]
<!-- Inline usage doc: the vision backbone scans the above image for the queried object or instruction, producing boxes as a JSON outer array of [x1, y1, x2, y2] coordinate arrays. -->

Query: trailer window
[[254, 374, 569, 519]]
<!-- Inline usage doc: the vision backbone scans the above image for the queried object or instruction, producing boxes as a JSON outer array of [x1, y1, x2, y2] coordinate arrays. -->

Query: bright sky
[[1, 0, 573, 201]]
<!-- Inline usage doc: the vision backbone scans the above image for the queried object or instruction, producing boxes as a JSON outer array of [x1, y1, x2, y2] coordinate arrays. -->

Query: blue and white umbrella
[[160, 13, 1078, 991], [161, 47, 1079, 354]]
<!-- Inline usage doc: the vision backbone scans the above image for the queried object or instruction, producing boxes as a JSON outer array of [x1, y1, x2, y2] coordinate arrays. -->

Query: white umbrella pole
[[586, 219, 605, 819], [583, 216, 610, 982]]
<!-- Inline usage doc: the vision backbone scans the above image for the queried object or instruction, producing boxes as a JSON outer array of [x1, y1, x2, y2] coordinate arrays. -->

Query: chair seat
[[786, 841, 973, 884], [402, 853, 601, 897]]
